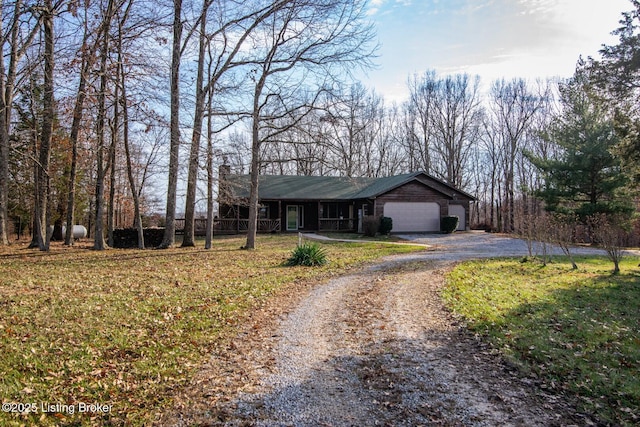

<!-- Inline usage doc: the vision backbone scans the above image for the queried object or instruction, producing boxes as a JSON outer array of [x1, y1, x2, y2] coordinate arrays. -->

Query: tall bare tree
[[243, 0, 376, 249], [429, 73, 482, 188], [64, 6, 100, 246], [0, 0, 42, 245], [115, 0, 144, 248], [404, 71, 437, 174], [93, 0, 116, 250], [30, 0, 55, 251], [158, 0, 183, 248], [182, 0, 290, 246], [487, 78, 545, 232], [180, 0, 210, 247]]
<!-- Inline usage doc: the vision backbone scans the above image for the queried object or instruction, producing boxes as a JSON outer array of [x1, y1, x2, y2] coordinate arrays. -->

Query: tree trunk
[[0, 0, 33, 245], [159, 0, 183, 249], [93, 0, 115, 250], [245, 84, 263, 250], [205, 84, 214, 249], [33, 1, 55, 251], [65, 6, 101, 245], [64, 54, 91, 245], [0, 36, 8, 245], [245, 138, 260, 250], [117, 3, 143, 248], [108, 67, 119, 247], [182, 5, 207, 247]]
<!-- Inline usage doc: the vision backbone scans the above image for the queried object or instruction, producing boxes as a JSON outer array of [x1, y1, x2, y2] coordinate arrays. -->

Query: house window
[[321, 203, 339, 218]]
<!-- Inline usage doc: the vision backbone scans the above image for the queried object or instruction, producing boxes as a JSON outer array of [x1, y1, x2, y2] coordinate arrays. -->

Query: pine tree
[[527, 69, 633, 218]]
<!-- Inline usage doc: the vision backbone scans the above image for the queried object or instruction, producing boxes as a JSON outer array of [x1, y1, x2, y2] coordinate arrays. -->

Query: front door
[[286, 205, 299, 231]]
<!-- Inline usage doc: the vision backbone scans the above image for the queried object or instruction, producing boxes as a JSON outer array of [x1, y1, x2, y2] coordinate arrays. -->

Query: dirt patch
[[160, 254, 596, 426]]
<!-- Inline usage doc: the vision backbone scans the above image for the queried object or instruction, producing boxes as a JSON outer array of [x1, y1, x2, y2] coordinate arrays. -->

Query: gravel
[[163, 232, 607, 426]]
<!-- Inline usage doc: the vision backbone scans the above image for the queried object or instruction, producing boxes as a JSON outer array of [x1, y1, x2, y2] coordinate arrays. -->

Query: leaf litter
[[161, 255, 593, 426]]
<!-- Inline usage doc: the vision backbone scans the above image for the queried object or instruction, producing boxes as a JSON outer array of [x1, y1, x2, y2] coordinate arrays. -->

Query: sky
[[359, 0, 632, 102]]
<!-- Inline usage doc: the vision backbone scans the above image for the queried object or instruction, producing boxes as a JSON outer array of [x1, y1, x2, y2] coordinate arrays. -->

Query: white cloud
[[366, 7, 380, 16], [358, 0, 632, 102]]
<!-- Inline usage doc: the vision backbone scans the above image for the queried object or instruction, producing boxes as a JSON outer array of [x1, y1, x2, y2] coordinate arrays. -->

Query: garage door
[[383, 202, 440, 232], [449, 204, 466, 231]]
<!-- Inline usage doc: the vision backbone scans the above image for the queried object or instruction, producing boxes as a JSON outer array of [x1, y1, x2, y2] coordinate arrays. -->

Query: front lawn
[[0, 235, 422, 426], [443, 256, 640, 426]]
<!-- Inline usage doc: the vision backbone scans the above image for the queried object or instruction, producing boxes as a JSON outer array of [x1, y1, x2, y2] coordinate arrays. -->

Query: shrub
[[285, 242, 328, 266], [441, 215, 459, 234], [379, 216, 393, 235], [112, 228, 165, 248], [362, 216, 379, 237]]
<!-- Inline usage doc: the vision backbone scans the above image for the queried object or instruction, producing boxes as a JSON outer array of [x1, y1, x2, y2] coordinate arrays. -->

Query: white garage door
[[383, 202, 440, 232], [449, 204, 466, 231]]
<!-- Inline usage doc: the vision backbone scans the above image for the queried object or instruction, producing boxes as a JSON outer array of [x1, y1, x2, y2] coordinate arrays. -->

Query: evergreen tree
[[527, 69, 632, 218], [594, 0, 640, 187]]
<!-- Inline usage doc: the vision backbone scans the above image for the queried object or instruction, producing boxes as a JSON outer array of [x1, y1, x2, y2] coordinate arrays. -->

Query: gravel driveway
[[398, 230, 608, 260], [164, 232, 606, 426]]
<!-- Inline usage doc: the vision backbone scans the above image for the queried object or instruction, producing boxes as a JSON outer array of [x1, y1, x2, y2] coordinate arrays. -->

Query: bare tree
[[158, 0, 183, 249], [64, 5, 101, 246], [550, 214, 579, 270], [404, 71, 437, 174], [589, 213, 628, 274], [317, 84, 381, 177], [115, 0, 144, 248], [29, 0, 55, 251], [487, 78, 546, 232], [204, 85, 215, 249], [243, 0, 376, 250], [92, 0, 116, 250], [429, 73, 482, 188], [182, 0, 287, 246], [181, 0, 211, 247], [0, 0, 11, 245], [0, 0, 42, 245]]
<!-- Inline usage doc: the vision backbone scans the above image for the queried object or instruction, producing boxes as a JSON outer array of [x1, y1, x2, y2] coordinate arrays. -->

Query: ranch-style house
[[216, 166, 476, 234]]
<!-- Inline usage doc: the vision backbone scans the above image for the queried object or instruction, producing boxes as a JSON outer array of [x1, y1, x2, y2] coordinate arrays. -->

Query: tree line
[[0, 0, 638, 251]]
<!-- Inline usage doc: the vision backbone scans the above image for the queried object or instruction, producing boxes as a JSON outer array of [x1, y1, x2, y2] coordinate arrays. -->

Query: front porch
[[217, 200, 372, 234]]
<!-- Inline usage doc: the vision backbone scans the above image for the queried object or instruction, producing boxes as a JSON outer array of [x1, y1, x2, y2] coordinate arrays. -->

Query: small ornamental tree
[[550, 214, 579, 270], [363, 216, 379, 237], [588, 213, 628, 274]]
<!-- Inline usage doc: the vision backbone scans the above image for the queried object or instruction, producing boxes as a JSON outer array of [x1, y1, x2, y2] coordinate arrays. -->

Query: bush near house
[[441, 215, 459, 233], [112, 228, 164, 248], [363, 216, 379, 237], [379, 216, 393, 235]]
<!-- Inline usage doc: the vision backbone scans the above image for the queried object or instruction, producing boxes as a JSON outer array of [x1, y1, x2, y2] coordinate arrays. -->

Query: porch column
[[236, 204, 240, 234], [278, 200, 282, 233], [317, 202, 322, 231]]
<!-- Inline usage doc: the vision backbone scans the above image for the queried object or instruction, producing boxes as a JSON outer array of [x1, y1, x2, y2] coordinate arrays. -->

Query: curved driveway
[[216, 231, 602, 426], [398, 230, 608, 261], [167, 231, 626, 426]]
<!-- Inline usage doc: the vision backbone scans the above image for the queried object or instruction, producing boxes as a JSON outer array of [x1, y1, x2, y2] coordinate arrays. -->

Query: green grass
[[443, 256, 640, 426], [0, 235, 423, 426]]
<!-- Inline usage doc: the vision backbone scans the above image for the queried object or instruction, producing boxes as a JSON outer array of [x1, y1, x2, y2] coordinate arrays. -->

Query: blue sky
[[360, 0, 632, 102]]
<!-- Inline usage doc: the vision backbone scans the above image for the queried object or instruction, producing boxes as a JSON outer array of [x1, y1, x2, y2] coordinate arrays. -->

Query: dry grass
[[0, 235, 422, 426]]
